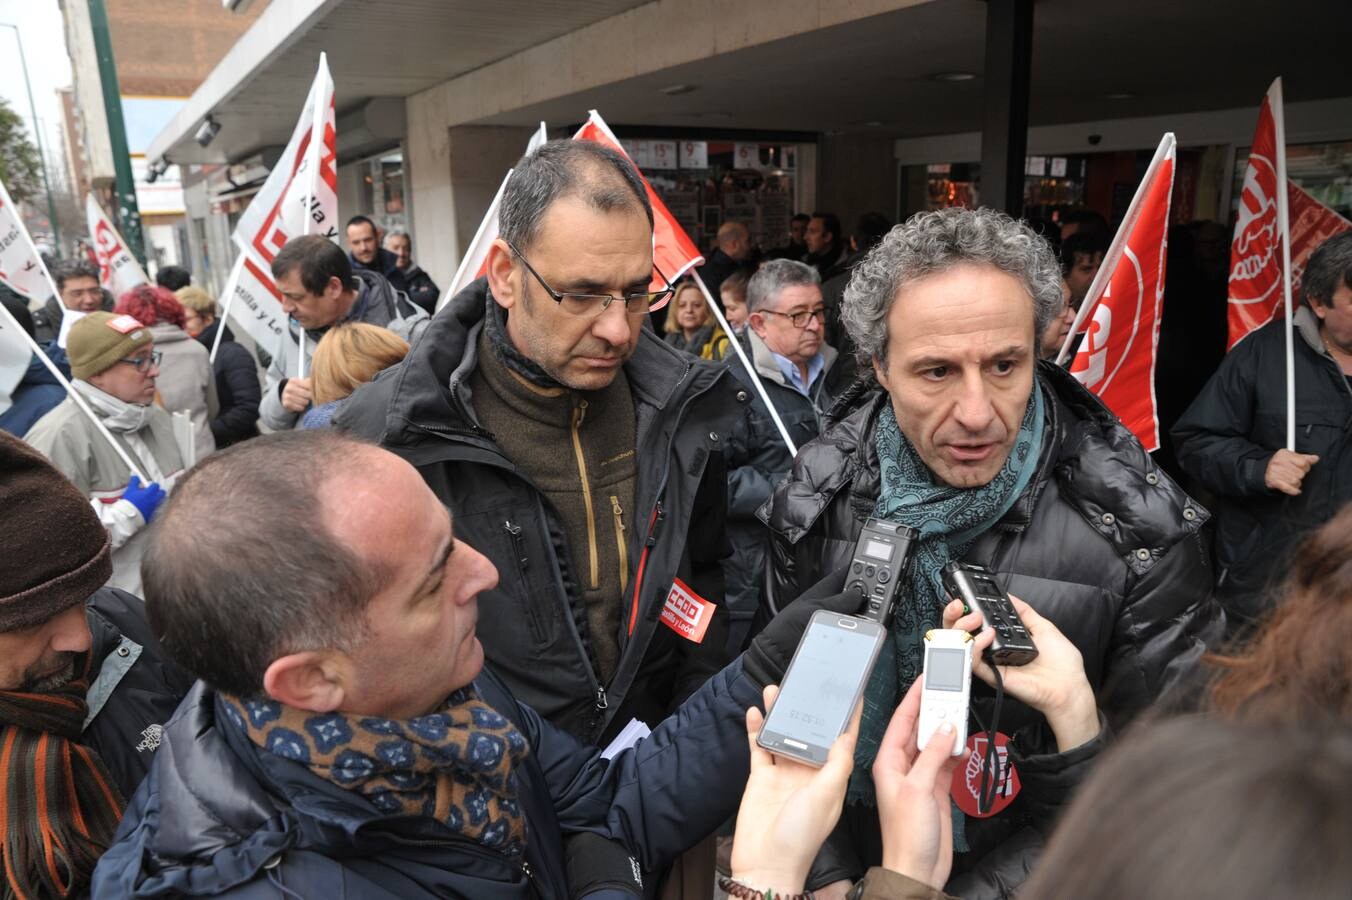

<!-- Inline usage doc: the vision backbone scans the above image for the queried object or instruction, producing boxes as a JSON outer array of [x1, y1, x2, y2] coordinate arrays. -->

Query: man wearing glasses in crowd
[[25, 312, 184, 595], [339, 141, 742, 772]]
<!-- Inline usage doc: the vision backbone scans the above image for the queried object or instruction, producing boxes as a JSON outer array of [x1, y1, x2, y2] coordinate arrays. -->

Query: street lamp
[[0, 22, 62, 252]]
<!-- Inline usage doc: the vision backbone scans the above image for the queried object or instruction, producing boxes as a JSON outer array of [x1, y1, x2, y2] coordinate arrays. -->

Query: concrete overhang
[[146, 0, 653, 166]]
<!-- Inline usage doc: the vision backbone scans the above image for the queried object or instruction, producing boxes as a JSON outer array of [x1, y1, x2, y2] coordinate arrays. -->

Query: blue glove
[[122, 475, 166, 523]]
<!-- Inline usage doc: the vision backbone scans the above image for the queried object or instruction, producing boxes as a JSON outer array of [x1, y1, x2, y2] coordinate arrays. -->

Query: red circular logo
[[951, 731, 1020, 818]]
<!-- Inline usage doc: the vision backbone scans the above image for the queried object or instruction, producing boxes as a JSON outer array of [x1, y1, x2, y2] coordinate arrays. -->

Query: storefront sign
[[734, 142, 763, 170], [649, 140, 678, 170], [680, 140, 708, 169]]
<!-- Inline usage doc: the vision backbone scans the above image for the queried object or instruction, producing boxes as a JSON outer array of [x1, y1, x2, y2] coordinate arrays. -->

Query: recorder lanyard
[[969, 661, 1006, 816]]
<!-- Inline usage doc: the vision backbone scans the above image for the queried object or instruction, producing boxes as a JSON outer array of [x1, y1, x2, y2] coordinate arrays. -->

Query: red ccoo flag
[[573, 111, 704, 288], [1064, 133, 1176, 452], [1287, 180, 1352, 298]]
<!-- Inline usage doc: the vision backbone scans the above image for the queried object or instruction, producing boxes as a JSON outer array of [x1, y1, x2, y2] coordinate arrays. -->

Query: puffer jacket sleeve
[[530, 659, 761, 872], [1099, 532, 1224, 727], [1171, 337, 1274, 499], [211, 343, 262, 446]]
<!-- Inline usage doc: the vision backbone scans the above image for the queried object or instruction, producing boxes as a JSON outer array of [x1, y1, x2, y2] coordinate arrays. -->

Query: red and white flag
[[0, 177, 62, 412], [1063, 134, 1176, 452], [1287, 181, 1352, 298], [574, 111, 704, 286], [220, 54, 337, 359], [1227, 79, 1292, 349], [440, 123, 549, 309], [85, 193, 149, 298]]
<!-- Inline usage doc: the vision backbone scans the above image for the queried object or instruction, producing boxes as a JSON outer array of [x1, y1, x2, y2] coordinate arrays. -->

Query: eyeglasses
[[117, 351, 162, 372], [761, 307, 827, 329], [506, 239, 674, 318]]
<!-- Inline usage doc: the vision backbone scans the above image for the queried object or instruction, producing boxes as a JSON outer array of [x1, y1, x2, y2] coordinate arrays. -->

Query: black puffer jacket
[[1172, 307, 1352, 625], [337, 279, 741, 745], [194, 321, 261, 448], [760, 363, 1224, 896], [83, 588, 196, 798]]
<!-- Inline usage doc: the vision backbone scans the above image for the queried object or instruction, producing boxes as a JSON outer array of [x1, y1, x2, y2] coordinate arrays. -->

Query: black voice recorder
[[847, 518, 918, 627]]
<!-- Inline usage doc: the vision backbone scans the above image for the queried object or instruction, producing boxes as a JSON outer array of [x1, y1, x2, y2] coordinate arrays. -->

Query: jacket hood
[[194, 320, 236, 350], [1295, 304, 1329, 356], [148, 323, 191, 343], [338, 277, 728, 454], [762, 361, 1206, 570]]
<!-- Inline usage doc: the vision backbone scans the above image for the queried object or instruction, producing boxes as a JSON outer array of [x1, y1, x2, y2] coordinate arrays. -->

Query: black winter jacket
[[722, 330, 847, 641], [351, 247, 410, 296], [83, 588, 196, 798], [1172, 307, 1352, 623], [401, 263, 442, 314], [194, 321, 261, 448], [337, 279, 741, 744], [760, 363, 1223, 896], [91, 660, 762, 899]]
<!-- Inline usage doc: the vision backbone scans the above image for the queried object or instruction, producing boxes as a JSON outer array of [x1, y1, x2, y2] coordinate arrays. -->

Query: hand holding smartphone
[[756, 610, 886, 766]]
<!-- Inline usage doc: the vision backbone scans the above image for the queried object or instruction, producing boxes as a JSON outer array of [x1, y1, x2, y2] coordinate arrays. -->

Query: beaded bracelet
[[717, 876, 814, 900]]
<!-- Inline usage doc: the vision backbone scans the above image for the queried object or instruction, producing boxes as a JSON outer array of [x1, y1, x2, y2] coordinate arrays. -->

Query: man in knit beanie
[[0, 431, 193, 899], [24, 311, 185, 595]]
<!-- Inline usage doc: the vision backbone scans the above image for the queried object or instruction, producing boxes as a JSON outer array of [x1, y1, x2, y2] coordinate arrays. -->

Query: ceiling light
[[931, 72, 977, 83], [659, 83, 697, 96]]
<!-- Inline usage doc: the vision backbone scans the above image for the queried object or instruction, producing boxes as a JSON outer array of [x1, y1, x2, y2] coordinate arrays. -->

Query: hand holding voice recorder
[[941, 561, 1038, 666]]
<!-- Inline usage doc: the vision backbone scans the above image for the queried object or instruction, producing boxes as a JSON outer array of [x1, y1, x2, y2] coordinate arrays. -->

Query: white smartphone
[[756, 610, 886, 767], [917, 628, 973, 757]]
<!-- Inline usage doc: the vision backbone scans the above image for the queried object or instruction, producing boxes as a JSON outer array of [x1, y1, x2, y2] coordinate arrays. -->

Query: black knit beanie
[[0, 431, 112, 631]]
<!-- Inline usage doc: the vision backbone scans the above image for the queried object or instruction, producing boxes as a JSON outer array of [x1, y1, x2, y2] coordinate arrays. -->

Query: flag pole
[[1271, 78, 1297, 451], [0, 301, 147, 481], [692, 271, 798, 456], [295, 53, 326, 383], [210, 253, 247, 364], [1056, 133, 1176, 365]]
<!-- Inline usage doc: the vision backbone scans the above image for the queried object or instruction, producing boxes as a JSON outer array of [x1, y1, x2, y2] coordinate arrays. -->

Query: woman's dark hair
[[1206, 502, 1352, 722], [1024, 717, 1352, 900]]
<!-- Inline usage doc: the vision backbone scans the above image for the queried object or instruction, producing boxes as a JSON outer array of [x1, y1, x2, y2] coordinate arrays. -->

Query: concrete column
[[980, 0, 1033, 215], [816, 133, 901, 242], [404, 101, 533, 289]]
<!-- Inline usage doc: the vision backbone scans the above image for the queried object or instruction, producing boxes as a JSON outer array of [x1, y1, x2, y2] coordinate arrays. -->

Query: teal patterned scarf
[[220, 685, 530, 857], [848, 383, 1045, 823]]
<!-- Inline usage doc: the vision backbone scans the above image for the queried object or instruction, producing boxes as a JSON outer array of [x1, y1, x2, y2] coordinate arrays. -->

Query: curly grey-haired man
[[760, 207, 1223, 899]]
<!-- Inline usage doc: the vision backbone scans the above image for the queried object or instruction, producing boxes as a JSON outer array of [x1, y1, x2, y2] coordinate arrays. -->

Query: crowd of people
[[1, 135, 1349, 900]]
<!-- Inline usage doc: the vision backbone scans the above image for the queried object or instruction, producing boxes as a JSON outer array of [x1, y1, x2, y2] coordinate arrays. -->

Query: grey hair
[[746, 258, 821, 313], [841, 207, 1063, 363], [385, 228, 410, 241], [500, 139, 653, 252]]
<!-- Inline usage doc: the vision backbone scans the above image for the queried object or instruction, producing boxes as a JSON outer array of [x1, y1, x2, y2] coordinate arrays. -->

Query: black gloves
[[743, 566, 865, 689]]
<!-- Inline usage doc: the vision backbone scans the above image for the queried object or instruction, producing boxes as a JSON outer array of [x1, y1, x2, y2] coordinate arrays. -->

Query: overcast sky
[[0, 0, 73, 185]]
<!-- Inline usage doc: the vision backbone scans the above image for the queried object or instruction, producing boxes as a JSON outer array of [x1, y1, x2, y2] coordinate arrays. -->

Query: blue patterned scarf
[[220, 686, 530, 857], [848, 383, 1045, 821]]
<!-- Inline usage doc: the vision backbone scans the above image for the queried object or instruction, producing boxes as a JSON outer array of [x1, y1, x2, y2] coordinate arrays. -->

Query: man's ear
[[748, 311, 768, 339], [262, 650, 350, 713], [872, 357, 891, 391], [485, 239, 518, 311], [326, 275, 345, 301]]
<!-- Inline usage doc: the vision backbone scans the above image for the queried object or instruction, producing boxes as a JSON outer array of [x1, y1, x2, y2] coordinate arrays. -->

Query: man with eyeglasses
[[25, 312, 185, 595], [722, 259, 847, 651], [339, 139, 740, 756], [31, 258, 108, 345], [260, 234, 428, 430]]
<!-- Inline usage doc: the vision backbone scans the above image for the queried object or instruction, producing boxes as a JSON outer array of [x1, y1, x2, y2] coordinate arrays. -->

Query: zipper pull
[[520, 860, 535, 882], [647, 501, 665, 547], [504, 520, 528, 569], [595, 685, 609, 710], [611, 496, 624, 524]]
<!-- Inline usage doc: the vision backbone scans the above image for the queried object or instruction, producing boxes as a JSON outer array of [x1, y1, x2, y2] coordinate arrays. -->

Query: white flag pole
[[209, 253, 247, 364], [1056, 133, 1177, 365], [692, 271, 798, 457], [0, 300, 147, 481], [295, 53, 327, 383], [1270, 78, 1297, 451]]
